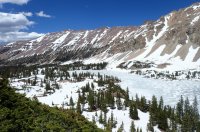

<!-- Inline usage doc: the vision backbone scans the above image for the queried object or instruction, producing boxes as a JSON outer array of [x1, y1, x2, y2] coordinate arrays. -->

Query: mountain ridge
[[0, 2, 200, 71]]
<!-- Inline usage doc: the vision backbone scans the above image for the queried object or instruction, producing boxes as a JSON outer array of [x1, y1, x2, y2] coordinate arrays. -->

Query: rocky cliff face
[[0, 3, 200, 70]]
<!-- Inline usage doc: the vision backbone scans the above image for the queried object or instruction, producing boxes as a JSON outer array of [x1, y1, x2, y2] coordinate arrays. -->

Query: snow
[[126, 31, 135, 38], [193, 4, 200, 10], [65, 33, 82, 46], [109, 31, 123, 43], [52, 31, 70, 50], [185, 46, 199, 62], [91, 34, 99, 44], [134, 24, 148, 38], [158, 44, 182, 64], [135, 110, 150, 131], [10, 68, 200, 131], [38, 80, 90, 107], [77, 70, 200, 111], [86, 16, 195, 72], [11, 77, 94, 108], [60, 60, 75, 65], [82, 108, 158, 132], [161, 46, 200, 71], [137, 44, 198, 72], [135, 15, 169, 60], [97, 29, 108, 41], [11, 71, 155, 131], [31, 35, 45, 43], [145, 45, 166, 62], [52, 31, 70, 44], [78, 14, 200, 72], [191, 16, 200, 25], [82, 30, 89, 39], [6, 42, 14, 46], [76, 39, 200, 71]]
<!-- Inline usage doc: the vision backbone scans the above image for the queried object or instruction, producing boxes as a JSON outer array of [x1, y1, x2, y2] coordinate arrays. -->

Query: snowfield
[[10, 68, 200, 132], [82, 108, 157, 132], [77, 70, 200, 110]]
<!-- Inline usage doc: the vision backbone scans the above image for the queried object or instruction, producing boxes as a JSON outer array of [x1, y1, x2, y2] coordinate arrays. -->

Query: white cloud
[[0, 32, 43, 43], [0, 0, 30, 5], [0, 12, 43, 43], [0, 12, 34, 32], [36, 11, 51, 18]]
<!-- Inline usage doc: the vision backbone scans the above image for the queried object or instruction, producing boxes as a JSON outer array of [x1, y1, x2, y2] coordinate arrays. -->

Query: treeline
[[0, 62, 107, 79], [0, 78, 102, 131], [131, 69, 200, 80], [63, 61, 108, 70], [0, 64, 57, 78]]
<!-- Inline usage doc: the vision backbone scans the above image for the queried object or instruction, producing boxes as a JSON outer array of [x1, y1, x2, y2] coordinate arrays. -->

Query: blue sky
[[0, 0, 199, 43]]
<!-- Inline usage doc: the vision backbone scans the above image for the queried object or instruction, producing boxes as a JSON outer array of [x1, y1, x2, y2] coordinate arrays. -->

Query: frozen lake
[[77, 69, 200, 110]]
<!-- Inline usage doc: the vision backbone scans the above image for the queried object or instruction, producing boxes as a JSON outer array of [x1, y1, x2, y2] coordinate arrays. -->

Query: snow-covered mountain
[[0, 3, 200, 71]]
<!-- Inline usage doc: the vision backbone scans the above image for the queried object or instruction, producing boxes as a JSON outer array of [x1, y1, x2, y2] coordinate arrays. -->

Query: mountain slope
[[0, 3, 200, 71]]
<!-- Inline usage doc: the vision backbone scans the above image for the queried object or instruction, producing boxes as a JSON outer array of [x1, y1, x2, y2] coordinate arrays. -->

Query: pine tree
[[183, 98, 193, 131], [92, 116, 95, 124], [105, 118, 112, 131], [40, 79, 43, 87], [192, 96, 199, 130], [76, 97, 82, 114], [116, 92, 122, 110], [45, 82, 51, 91], [184, 97, 190, 114], [130, 120, 136, 132], [140, 96, 147, 112], [69, 97, 74, 108], [32, 75, 37, 86], [158, 96, 164, 110], [110, 95, 115, 109], [110, 111, 114, 128], [130, 104, 139, 120], [104, 112, 107, 126], [98, 76, 104, 86], [87, 89, 95, 111], [133, 105, 139, 120], [182, 113, 191, 132], [157, 111, 168, 131], [124, 87, 130, 107], [176, 95, 184, 123], [101, 98, 107, 113], [99, 111, 103, 124], [151, 95, 158, 112], [149, 96, 158, 125], [117, 122, 124, 132], [130, 103, 134, 119], [28, 78, 31, 84], [135, 94, 139, 105], [147, 113, 154, 131], [91, 82, 95, 90], [96, 92, 101, 108], [65, 71, 70, 80]]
